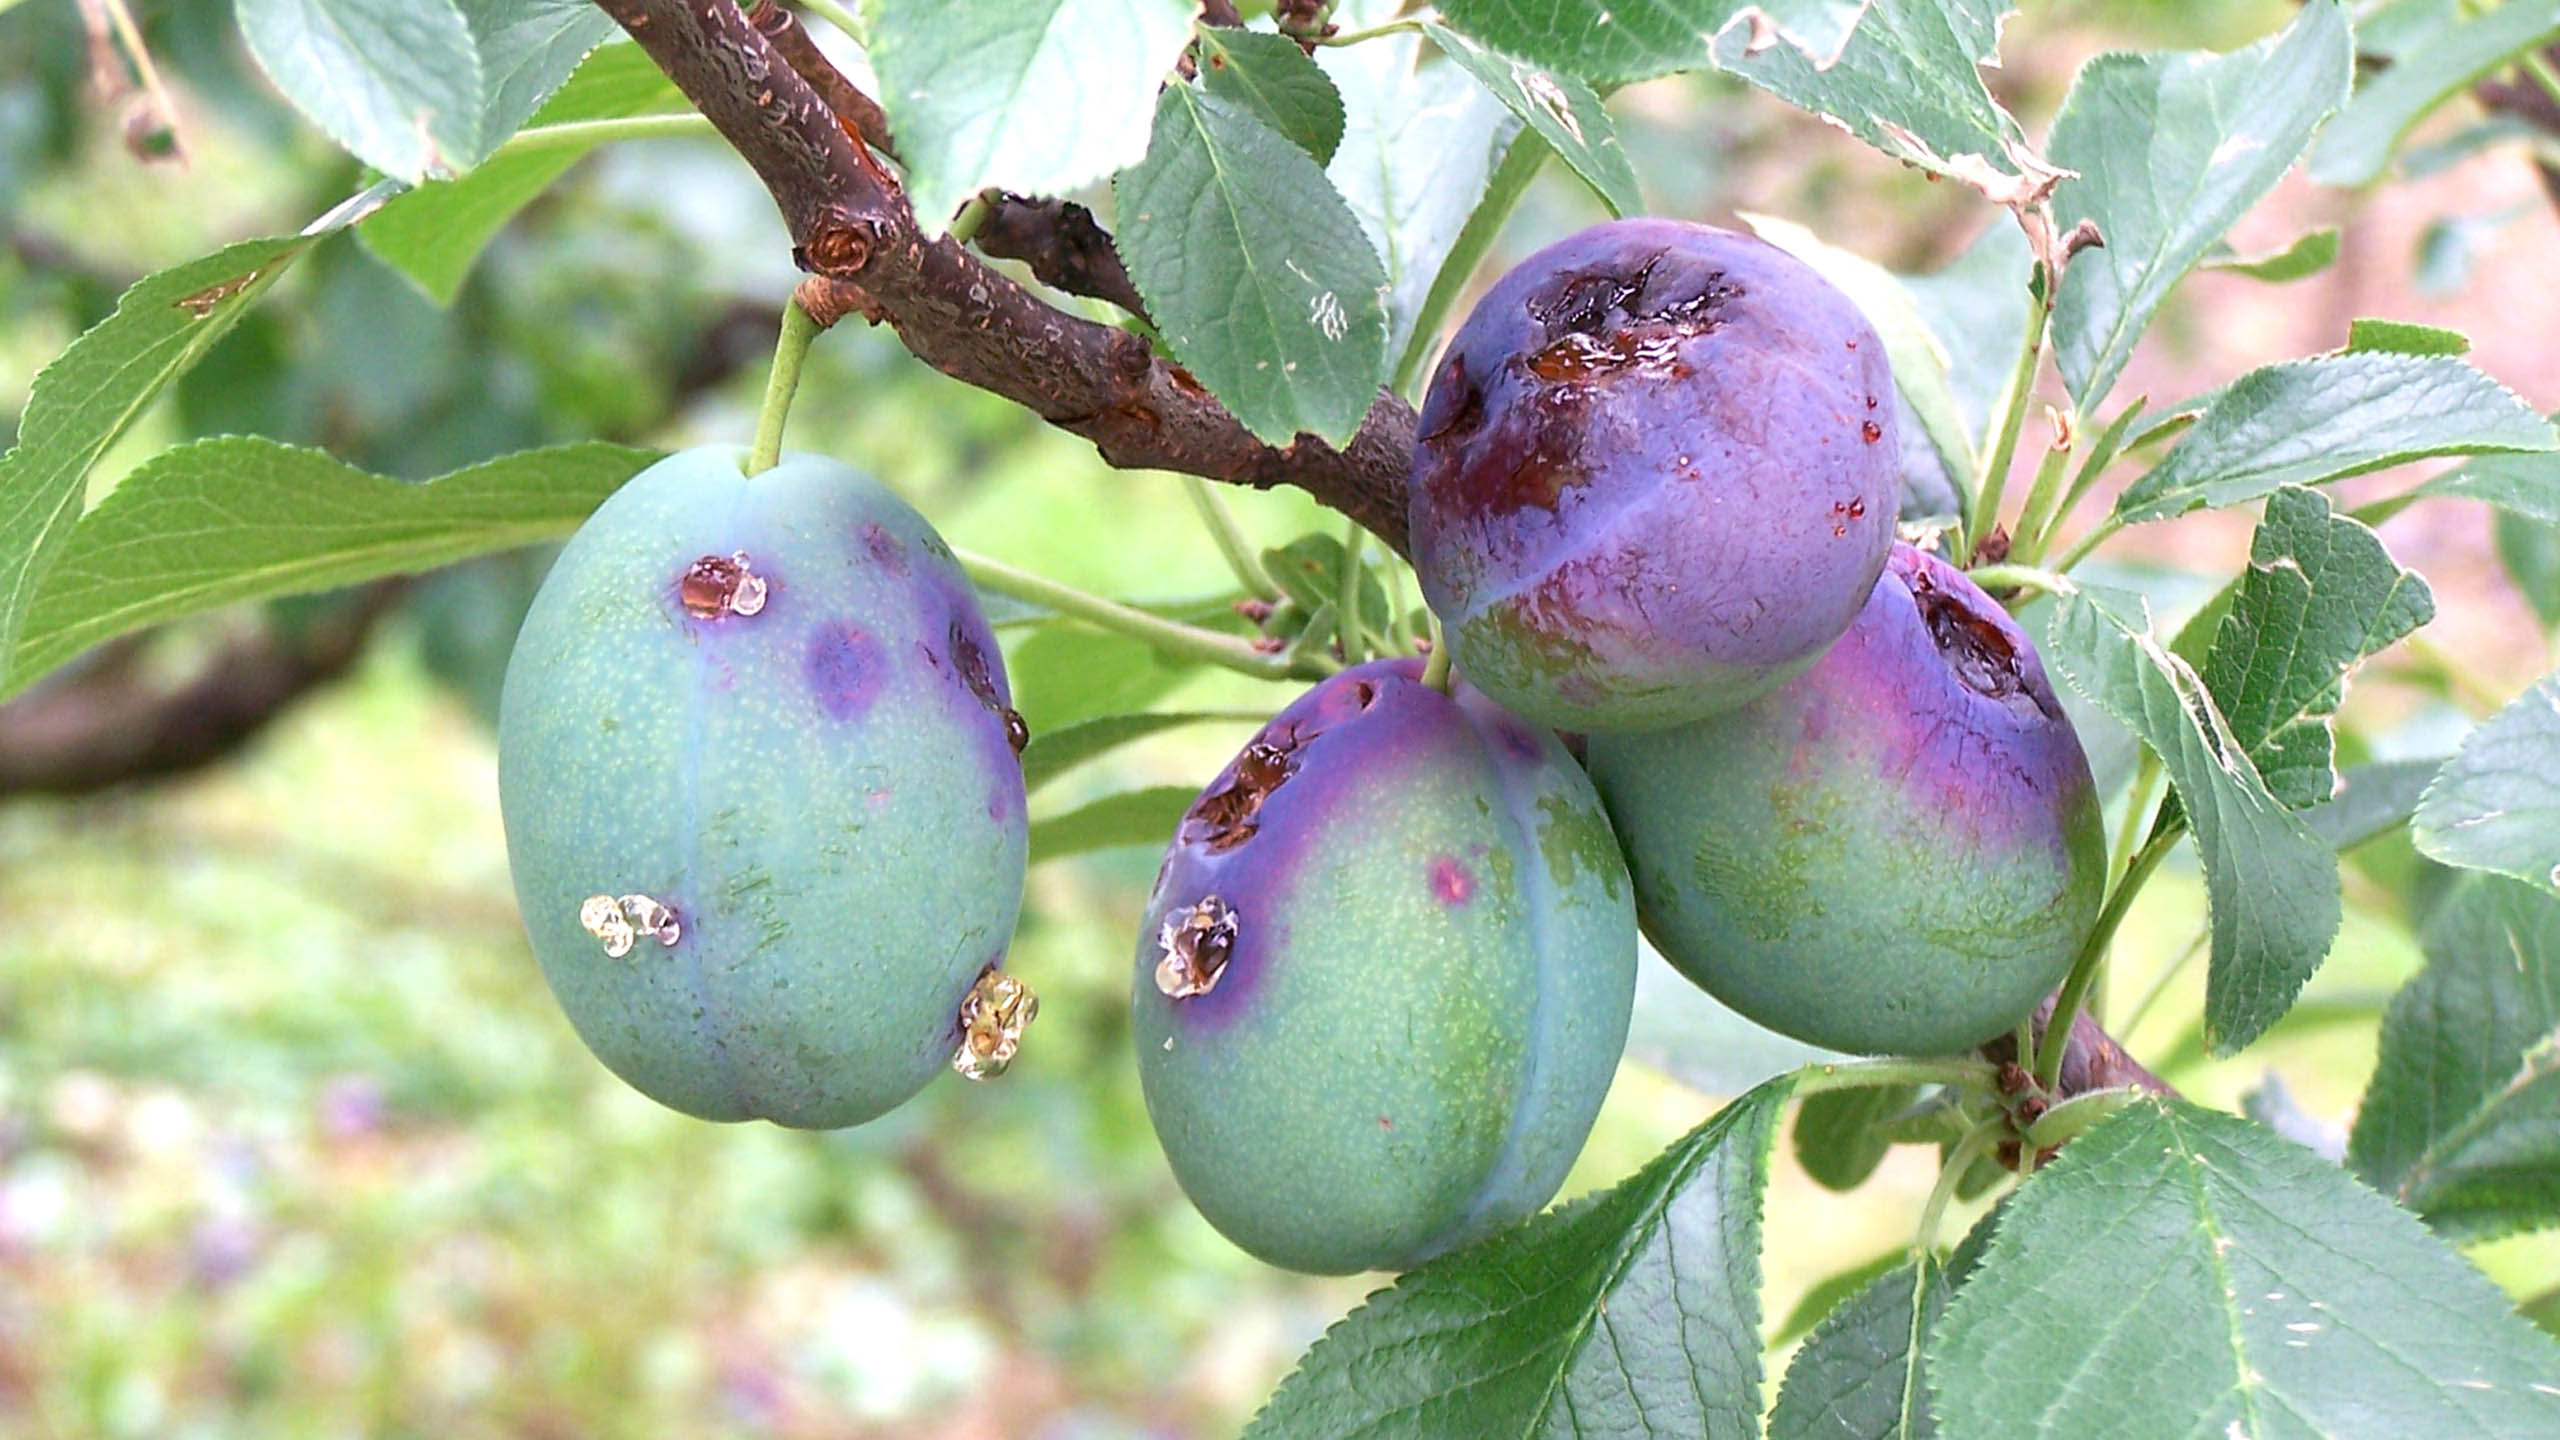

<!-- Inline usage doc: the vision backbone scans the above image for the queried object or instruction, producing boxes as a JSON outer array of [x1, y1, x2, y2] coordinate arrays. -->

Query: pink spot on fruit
[[1431, 856, 1475, 906]]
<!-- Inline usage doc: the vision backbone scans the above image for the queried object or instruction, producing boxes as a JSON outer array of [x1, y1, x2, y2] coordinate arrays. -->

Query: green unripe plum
[[1134, 659, 1638, 1274], [499, 447, 1031, 1129], [1586, 545, 2106, 1056]]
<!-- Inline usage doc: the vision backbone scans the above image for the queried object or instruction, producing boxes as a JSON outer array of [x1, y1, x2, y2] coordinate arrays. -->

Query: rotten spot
[[679, 552, 768, 620], [1156, 896, 1238, 999], [1183, 728, 1303, 852], [1908, 569, 2029, 703], [952, 967, 1039, 1080], [579, 893, 682, 959]]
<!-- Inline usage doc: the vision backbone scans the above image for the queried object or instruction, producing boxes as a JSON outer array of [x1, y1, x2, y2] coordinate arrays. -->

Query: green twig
[[746, 297, 823, 476], [2034, 825, 2181, 1090], [1337, 520, 1369, 666], [1317, 14, 1431, 45], [1963, 564, 2075, 599], [1393, 132, 1549, 395], [1964, 270, 2051, 558], [1183, 478, 1279, 600], [795, 0, 868, 43], [2008, 425, 2075, 565], [2522, 48, 2560, 118], [1916, 1119, 2005, 1258], [1420, 612, 1453, 692], [2033, 399, 2147, 557], [948, 192, 994, 244], [2051, 514, 2123, 575], [956, 550, 1325, 682], [1794, 1056, 2001, 1098], [492, 113, 715, 156]]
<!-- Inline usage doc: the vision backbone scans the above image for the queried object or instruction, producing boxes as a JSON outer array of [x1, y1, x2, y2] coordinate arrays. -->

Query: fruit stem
[[948, 191, 993, 244], [1915, 1118, 2005, 1258], [2033, 824, 2180, 1090], [1420, 612, 1453, 692], [1393, 131, 1550, 396], [1336, 520, 1369, 665], [954, 549, 1329, 683], [1316, 14, 1430, 45], [745, 296, 824, 477], [1963, 267, 2050, 559], [1794, 1056, 2000, 1098], [2031, 397, 2147, 556], [2008, 421, 2074, 564], [1184, 478, 1281, 601], [1963, 564, 2073, 599]]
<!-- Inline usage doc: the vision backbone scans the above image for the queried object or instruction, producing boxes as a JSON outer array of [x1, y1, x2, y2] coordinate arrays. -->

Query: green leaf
[[2049, 0, 2353, 412], [2414, 673, 2560, 894], [1319, 30, 1517, 372], [1005, 622, 1212, 733], [1709, 0, 2026, 187], [2042, 586, 2341, 1054], [2203, 226, 2341, 282], [1901, 220, 2033, 458], [1771, 1249, 1908, 1347], [2529, 1286, 2560, 1339], [359, 43, 689, 303], [1435, 0, 1860, 86], [2410, 450, 2560, 526], [1116, 86, 1388, 445], [2113, 352, 2555, 524], [3, 437, 657, 698], [2200, 487, 2436, 808], [2351, 877, 2560, 1242], [1932, 1097, 2560, 1438], [0, 233, 326, 675], [1199, 27, 1345, 165], [1744, 211, 1978, 487], [1027, 785, 1195, 861], [1018, 710, 1259, 792], [1770, 1253, 1952, 1440], [1244, 1079, 1792, 1440], [869, 0, 1194, 232], [2349, 316, 2473, 355], [2309, 0, 2560, 187], [236, 0, 613, 183], [1424, 23, 1641, 217], [1260, 532, 1389, 635], [1793, 1082, 1918, 1194], [2302, 758, 2446, 852], [2499, 510, 2560, 631]]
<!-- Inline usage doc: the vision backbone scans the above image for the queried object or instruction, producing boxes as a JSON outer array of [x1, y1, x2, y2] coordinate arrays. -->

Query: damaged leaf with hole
[[1588, 545, 2106, 1056], [1132, 659, 1637, 1275], [500, 447, 1029, 1129], [1409, 218, 1903, 732]]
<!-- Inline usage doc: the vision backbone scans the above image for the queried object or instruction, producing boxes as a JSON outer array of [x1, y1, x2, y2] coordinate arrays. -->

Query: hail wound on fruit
[[580, 893, 682, 958], [679, 552, 767, 620], [1183, 730, 1301, 852], [953, 968, 1039, 1080], [1156, 896, 1238, 999], [1909, 571, 2027, 702], [947, 618, 1013, 727], [1524, 250, 1738, 382]]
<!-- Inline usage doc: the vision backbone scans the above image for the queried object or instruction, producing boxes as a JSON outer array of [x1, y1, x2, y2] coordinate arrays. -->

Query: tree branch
[[591, 0, 1414, 554], [973, 194, 1151, 320]]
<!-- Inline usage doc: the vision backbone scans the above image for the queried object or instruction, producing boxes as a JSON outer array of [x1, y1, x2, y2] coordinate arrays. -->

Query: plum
[[1410, 218, 1901, 732], [1586, 545, 2105, 1056], [1133, 659, 1637, 1275], [499, 447, 1031, 1129]]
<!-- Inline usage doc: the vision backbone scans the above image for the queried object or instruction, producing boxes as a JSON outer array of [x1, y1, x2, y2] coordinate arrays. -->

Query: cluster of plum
[[498, 219, 2105, 1277]]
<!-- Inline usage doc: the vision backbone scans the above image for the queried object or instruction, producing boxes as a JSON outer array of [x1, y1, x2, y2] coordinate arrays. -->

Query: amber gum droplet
[[580, 893, 681, 958], [1155, 896, 1238, 998], [953, 969, 1039, 1080], [1004, 708, 1030, 754], [679, 551, 767, 619]]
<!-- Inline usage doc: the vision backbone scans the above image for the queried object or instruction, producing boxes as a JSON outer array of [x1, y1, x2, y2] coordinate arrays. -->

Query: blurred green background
[[4, 1, 2558, 1435]]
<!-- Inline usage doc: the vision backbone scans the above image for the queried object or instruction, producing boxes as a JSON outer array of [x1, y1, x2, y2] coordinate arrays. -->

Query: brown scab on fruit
[[1183, 733, 1300, 852], [679, 552, 767, 620], [580, 893, 682, 958], [952, 968, 1039, 1080], [1156, 896, 1238, 999]]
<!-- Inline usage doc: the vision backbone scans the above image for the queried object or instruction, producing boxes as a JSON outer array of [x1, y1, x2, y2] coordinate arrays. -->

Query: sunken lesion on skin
[[1178, 679, 1381, 854], [1155, 896, 1238, 999]]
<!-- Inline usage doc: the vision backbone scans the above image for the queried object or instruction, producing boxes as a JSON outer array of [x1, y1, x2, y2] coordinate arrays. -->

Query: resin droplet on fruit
[[1409, 218, 1902, 732], [952, 968, 1040, 1081], [1587, 544, 2106, 1057], [500, 447, 1029, 1129], [1134, 659, 1638, 1275]]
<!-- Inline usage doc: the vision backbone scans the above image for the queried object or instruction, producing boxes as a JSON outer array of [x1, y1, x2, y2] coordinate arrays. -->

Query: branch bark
[[591, 0, 1415, 554]]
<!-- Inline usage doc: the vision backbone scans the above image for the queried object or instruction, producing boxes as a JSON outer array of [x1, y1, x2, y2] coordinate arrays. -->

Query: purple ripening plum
[[500, 447, 1033, 1129], [1586, 545, 2107, 1057], [1410, 218, 1902, 732], [1133, 659, 1636, 1274]]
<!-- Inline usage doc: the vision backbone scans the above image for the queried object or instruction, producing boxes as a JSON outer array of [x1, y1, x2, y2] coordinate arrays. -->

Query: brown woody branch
[[592, 0, 1415, 554]]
